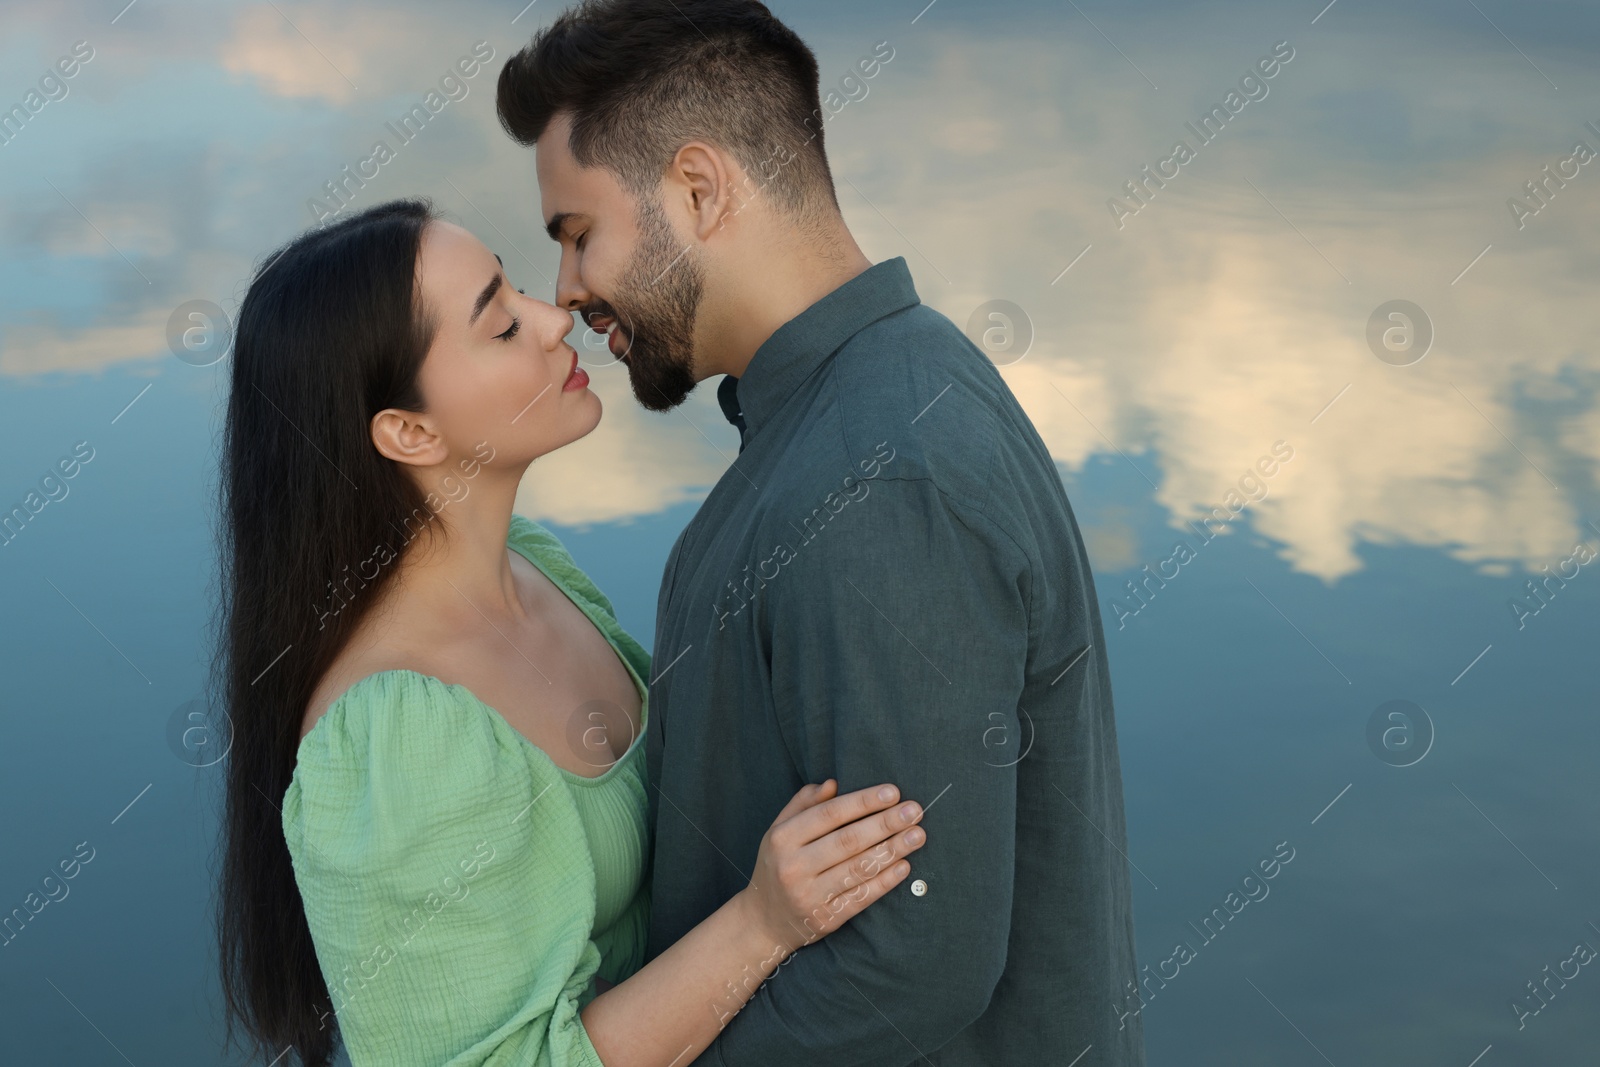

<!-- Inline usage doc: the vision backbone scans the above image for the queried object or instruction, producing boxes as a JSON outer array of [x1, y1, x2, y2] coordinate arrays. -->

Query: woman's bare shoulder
[[300, 654, 403, 743], [299, 606, 438, 743]]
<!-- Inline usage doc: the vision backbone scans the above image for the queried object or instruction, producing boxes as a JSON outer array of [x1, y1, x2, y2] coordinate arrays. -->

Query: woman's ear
[[370, 408, 448, 468]]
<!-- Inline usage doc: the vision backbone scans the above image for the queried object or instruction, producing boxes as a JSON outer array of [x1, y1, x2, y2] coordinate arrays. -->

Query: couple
[[215, 1, 1142, 1065]]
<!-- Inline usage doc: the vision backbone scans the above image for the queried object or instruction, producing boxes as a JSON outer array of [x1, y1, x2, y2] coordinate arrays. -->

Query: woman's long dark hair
[[214, 198, 443, 1066]]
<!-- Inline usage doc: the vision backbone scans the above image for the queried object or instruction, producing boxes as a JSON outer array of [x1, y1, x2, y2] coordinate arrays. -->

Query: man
[[497, 2, 1144, 1063]]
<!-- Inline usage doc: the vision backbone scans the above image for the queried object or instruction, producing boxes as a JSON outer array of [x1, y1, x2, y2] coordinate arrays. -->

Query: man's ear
[[668, 140, 738, 241], [370, 408, 448, 468]]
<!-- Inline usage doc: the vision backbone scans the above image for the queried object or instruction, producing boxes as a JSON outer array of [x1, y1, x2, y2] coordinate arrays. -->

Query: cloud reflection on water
[[3, 0, 1596, 566]]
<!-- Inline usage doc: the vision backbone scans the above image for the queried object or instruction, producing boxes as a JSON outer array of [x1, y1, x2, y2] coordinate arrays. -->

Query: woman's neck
[[386, 469, 532, 631]]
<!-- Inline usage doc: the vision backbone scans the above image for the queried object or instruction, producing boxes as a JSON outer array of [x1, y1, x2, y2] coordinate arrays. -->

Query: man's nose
[[555, 252, 590, 312]]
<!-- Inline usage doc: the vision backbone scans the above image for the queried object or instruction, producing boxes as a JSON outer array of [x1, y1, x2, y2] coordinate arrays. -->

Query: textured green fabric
[[283, 514, 652, 1066]]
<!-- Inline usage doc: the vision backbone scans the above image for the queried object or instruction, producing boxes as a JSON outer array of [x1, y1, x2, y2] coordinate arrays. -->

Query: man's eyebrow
[[545, 211, 582, 242], [469, 272, 503, 327]]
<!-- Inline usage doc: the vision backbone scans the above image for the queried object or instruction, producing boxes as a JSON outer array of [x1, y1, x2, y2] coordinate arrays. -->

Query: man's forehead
[[534, 112, 578, 178], [536, 139, 633, 235], [535, 116, 585, 228]]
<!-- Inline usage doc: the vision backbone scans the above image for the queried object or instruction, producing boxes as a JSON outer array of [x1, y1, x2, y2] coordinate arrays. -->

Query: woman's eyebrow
[[468, 254, 507, 326]]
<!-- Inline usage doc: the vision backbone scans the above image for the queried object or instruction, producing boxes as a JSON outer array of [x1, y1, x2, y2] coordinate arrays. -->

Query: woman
[[214, 198, 928, 1067]]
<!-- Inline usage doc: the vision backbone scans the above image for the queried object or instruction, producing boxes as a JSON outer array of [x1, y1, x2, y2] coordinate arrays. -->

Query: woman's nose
[[530, 296, 575, 350]]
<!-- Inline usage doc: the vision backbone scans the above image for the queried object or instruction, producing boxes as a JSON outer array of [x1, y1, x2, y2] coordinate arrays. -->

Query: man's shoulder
[[818, 302, 1028, 511], [832, 301, 995, 414]]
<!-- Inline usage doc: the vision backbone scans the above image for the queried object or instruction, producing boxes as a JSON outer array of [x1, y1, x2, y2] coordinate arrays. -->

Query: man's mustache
[[573, 299, 636, 361], [576, 300, 625, 334]]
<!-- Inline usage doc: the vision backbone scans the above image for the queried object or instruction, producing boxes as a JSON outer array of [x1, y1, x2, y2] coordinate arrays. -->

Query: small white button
[[910, 879, 927, 897]]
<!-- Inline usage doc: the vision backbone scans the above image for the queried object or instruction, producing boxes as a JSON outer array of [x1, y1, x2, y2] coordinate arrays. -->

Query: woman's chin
[[511, 395, 605, 464], [568, 393, 605, 441]]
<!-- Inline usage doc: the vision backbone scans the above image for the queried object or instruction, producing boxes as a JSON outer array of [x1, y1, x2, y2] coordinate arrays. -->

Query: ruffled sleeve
[[283, 670, 605, 1067]]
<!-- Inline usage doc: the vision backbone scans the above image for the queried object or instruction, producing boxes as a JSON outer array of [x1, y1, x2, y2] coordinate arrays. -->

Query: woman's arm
[[579, 779, 925, 1067]]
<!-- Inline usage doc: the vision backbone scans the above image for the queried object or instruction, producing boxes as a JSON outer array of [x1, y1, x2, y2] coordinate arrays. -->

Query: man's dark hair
[[497, 0, 839, 223]]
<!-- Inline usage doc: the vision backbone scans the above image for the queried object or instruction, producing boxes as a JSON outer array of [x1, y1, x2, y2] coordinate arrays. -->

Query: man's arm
[[705, 471, 1031, 1066]]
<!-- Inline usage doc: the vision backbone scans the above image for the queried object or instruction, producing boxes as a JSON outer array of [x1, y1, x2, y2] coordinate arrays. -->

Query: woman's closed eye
[[495, 316, 521, 341]]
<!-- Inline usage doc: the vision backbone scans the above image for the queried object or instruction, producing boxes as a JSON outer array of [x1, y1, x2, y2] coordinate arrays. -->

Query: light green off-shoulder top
[[283, 515, 652, 1067]]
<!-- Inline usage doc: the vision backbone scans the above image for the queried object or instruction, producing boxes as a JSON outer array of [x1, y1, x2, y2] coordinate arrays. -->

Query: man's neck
[[704, 232, 872, 382]]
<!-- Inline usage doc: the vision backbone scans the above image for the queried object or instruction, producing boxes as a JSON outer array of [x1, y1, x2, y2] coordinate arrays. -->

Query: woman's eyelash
[[495, 316, 521, 341]]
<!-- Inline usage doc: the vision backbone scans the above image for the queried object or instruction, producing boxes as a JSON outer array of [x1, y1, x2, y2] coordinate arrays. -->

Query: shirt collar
[[716, 257, 921, 448]]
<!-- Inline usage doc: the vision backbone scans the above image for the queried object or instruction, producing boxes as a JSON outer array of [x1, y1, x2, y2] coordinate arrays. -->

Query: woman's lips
[[563, 349, 589, 391]]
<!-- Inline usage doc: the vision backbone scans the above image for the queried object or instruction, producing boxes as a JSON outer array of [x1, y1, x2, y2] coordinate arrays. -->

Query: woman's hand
[[736, 779, 925, 958]]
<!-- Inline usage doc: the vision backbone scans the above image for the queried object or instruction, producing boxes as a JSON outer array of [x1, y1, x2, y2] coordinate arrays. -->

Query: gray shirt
[[643, 257, 1144, 1066]]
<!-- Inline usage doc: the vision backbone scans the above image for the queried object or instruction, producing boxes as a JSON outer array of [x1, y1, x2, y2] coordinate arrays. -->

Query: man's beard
[[582, 200, 704, 413]]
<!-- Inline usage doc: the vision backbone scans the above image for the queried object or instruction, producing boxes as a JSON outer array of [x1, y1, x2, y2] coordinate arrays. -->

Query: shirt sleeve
[[282, 671, 607, 1067], [705, 472, 1030, 1067]]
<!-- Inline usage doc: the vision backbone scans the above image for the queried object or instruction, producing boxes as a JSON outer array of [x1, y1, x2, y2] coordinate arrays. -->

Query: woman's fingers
[[768, 779, 837, 829], [780, 782, 906, 849], [744, 780, 925, 953], [808, 854, 915, 936], [821, 824, 925, 904], [803, 795, 923, 871]]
